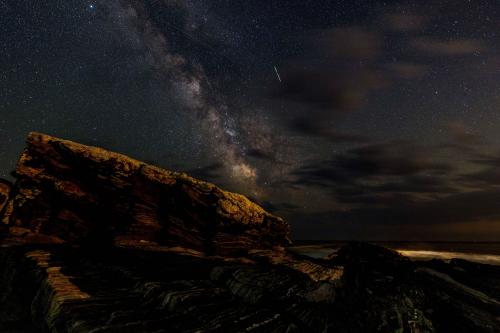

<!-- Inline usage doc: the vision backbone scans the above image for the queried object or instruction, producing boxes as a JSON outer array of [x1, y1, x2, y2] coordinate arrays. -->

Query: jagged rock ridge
[[1, 132, 289, 255]]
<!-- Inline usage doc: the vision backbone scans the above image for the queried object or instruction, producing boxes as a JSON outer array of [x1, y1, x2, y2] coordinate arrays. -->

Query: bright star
[[89, 4, 95, 9]]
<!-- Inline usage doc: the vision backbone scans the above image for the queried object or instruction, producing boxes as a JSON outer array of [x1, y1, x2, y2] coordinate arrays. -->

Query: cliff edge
[[1, 132, 289, 256]]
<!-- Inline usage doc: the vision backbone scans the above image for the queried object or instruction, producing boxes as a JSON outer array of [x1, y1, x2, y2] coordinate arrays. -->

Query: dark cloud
[[311, 27, 382, 59], [187, 163, 223, 181], [461, 168, 500, 187], [284, 137, 500, 240], [446, 121, 483, 146], [384, 14, 427, 32], [270, 29, 388, 143], [289, 117, 367, 143], [411, 38, 486, 56], [287, 188, 500, 240], [286, 141, 466, 227], [273, 27, 387, 114], [292, 142, 453, 188], [246, 148, 274, 161], [368, 175, 456, 195], [385, 62, 428, 80], [459, 151, 500, 186], [469, 152, 500, 168], [275, 67, 384, 112], [260, 201, 301, 214], [245, 148, 289, 166], [268, 8, 488, 156], [333, 189, 500, 226]]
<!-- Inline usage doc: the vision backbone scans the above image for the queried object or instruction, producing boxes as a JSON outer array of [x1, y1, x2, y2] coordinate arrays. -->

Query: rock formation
[[1, 133, 500, 332], [1, 132, 289, 255]]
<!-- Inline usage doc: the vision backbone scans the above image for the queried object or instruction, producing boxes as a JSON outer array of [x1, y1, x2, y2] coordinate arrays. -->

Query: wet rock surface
[[0, 134, 499, 332]]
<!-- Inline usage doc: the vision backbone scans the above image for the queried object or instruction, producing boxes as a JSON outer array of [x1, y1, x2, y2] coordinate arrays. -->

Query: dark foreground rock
[[1, 134, 499, 332], [1, 243, 499, 333]]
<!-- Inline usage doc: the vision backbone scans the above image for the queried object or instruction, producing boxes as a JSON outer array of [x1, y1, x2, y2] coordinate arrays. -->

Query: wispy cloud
[[412, 38, 486, 56]]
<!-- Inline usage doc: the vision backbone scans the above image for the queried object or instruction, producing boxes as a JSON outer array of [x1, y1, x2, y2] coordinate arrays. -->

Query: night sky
[[2, 0, 500, 240]]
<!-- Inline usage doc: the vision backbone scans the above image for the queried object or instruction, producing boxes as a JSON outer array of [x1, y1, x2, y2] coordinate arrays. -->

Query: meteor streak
[[273, 65, 282, 82]]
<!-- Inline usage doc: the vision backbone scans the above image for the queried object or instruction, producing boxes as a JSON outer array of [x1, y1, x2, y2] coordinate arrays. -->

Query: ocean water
[[288, 241, 500, 266]]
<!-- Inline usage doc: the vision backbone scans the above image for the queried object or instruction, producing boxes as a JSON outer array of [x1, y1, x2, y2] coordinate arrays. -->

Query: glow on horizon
[[397, 250, 500, 266]]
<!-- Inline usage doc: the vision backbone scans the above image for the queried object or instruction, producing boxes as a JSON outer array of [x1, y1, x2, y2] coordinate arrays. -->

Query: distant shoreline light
[[397, 250, 500, 266]]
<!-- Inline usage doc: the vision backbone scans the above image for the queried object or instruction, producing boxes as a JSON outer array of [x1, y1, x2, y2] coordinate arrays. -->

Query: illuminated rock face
[[1, 132, 289, 255]]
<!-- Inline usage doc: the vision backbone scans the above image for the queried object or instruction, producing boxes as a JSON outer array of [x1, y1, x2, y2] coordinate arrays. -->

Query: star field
[[1, 0, 500, 240]]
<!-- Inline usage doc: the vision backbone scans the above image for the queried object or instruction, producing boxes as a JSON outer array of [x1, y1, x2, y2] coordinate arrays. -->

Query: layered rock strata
[[1, 132, 289, 255]]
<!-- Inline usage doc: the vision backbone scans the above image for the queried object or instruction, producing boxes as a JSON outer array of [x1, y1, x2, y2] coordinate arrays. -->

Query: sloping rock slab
[[1, 132, 288, 256]]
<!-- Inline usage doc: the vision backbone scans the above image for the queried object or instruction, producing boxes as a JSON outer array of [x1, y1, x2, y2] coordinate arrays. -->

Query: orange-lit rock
[[0, 179, 10, 211], [1, 132, 289, 255]]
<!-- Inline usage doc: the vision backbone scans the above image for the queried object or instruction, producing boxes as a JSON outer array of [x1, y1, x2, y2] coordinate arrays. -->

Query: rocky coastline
[[1, 133, 499, 332]]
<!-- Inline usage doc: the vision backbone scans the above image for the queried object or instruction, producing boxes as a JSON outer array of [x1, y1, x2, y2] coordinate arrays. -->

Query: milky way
[[1, 0, 500, 240]]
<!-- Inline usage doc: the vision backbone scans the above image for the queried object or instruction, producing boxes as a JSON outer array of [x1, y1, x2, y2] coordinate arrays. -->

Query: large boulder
[[0, 132, 289, 255]]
